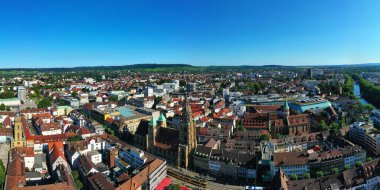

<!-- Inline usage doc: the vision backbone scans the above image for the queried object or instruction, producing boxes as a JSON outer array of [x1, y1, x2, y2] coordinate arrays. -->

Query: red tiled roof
[[49, 141, 66, 163], [0, 111, 15, 117], [0, 128, 12, 136], [287, 114, 309, 126], [32, 113, 52, 119], [3, 116, 11, 127], [192, 111, 203, 118], [78, 127, 90, 135], [252, 105, 282, 113], [31, 134, 68, 143], [106, 117, 114, 124], [199, 117, 211, 123], [198, 127, 208, 135]]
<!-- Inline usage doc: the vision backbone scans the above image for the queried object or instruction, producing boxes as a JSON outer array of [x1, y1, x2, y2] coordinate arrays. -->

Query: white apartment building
[[119, 147, 147, 169], [349, 122, 380, 155]]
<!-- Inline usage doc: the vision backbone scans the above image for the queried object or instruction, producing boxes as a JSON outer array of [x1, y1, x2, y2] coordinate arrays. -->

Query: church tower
[[11, 114, 26, 149], [283, 101, 290, 117], [178, 94, 197, 169], [157, 113, 167, 128], [147, 117, 157, 151]]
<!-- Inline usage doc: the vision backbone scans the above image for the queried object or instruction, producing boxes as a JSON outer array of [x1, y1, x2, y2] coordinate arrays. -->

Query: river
[[354, 82, 370, 105]]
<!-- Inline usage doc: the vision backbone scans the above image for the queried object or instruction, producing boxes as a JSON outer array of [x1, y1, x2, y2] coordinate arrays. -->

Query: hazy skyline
[[1, 0, 380, 68]]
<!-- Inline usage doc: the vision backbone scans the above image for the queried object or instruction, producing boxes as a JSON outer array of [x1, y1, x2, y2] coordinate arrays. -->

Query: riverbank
[[352, 74, 380, 109], [354, 81, 371, 105]]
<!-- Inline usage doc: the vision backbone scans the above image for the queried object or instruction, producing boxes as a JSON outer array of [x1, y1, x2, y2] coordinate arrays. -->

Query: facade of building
[[118, 147, 147, 169], [193, 145, 257, 179], [274, 146, 366, 177], [17, 86, 27, 101], [243, 102, 310, 136], [135, 95, 197, 169], [349, 121, 380, 155], [11, 115, 26, 149]]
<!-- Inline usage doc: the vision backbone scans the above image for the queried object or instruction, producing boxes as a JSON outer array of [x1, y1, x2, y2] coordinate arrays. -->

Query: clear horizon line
[[0, 62, 379, 69]]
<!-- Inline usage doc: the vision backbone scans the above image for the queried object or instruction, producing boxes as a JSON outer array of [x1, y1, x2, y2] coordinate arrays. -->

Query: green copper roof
[[149, 117, 156, 126], [157, 113, 166, 122], [284, 101, 289, 110]]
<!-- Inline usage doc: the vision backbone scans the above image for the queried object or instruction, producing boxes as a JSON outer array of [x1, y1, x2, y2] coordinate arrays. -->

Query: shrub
[[331, 168, 339, 174], [316, 171, 324, 177], [289, 174, 298, 180]]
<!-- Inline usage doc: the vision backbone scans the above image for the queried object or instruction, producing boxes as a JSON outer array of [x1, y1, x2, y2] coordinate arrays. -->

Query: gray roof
[[34, 162, 43, 169], [26, 172, 41, 179], [95, 162, 109, 173], [87, 150, 101, 157], [34, 153, 47, 163]]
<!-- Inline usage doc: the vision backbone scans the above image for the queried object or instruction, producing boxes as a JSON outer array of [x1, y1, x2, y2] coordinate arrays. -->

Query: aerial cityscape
[[1, 1, 380, 190]]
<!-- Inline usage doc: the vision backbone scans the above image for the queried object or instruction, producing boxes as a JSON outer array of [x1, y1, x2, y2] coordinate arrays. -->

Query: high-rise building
[[261, 142, 275, 181], [107, 147, 118, 168], [222, 88, 230, 100], [17, 86, 26, 101], [144, 86, 154, 97], [307, 68, 313, 78], [186, 83, 196, 92]]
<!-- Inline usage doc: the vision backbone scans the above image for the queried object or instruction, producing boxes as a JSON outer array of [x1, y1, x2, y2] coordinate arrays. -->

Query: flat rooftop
[[118, 107, 135, 117]]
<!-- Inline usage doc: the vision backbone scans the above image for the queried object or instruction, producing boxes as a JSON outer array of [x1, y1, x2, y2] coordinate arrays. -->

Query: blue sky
[[1, 0, 380, 68]]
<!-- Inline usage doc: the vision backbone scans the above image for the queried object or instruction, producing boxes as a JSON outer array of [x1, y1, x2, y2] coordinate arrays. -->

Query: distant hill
[[0, 63, 195, 72], [1, 62, 380, 73]]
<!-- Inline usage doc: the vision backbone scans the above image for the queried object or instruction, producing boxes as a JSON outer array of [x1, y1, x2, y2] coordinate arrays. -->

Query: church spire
[[183, 72, 192, 123], [284, 101, 290, 116]]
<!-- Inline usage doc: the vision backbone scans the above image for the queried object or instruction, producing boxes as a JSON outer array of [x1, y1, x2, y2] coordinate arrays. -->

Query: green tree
[[344, 165, 351, 170], [355, 161, 363, 167], [289, 174, 298, 180], [168, 184, 181, 190], [38, 98, 52, 108], [331, 168, 339, 174], [153, 96, 163, 109], [316, 171, 324, 177], [108, 96, 118, 102], [5, 106, 10, 111], [367, 157, 373, 162], [352, 74, 380, 108], [0, 103, 5, 111], [303, 173, 310, 179], [0, 159, 5, 189], [0, 91, 15, 99], [330, 122, 340, 134], [236, 120, 245, 131], [260, 134, 270, 141], [274, 133, 283, 139], [71, 91, 78, 97], [81, 88, 90, 93], [67, 135, 83, 142], [106, 128, 115, 136], [318, 120, 329, 132], [72, 170, 84, 190]]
